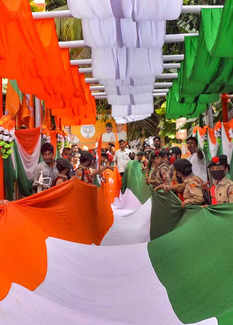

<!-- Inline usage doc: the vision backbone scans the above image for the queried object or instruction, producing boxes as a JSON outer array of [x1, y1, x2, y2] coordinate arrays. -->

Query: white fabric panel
[[131, 104, 154, 115], [207, 133, 218, 159], [82, 18, 117, 47], [102, 198, 151, 245], [68, 0, 113, 19], [133, 0, 183, 20], [112, 188, 142, 211], [37, 238, 217, 325], [132, 93, 153, 105], [15, 136, 41, 181], [127, 48, 163, 77], [92, 48, 116, 79], [112, 105, 130, 117], [138, 20, 165, 48], [108, 94, 131, 105], [120, 19, 137, 47], [222, 125, 233, 164]]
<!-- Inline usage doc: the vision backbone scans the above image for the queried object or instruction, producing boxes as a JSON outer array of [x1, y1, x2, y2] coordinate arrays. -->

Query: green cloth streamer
[[150, 190, 183, 240], [3, 156, 16, 201], [122, 160, 151, 204]]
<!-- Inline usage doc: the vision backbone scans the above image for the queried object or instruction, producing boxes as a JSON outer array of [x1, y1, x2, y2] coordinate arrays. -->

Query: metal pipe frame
[[71, 56, 184, 66], [93, 93, 168, 98], [85, 73, 177, 84], [91, 89, 169, 96], [59, 33, 198, 48], [32, 6, 223, 19], [90, 83, 172, 91], [78, 63, 180, 74]]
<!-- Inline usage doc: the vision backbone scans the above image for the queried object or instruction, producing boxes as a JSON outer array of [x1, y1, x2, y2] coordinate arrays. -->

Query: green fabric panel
[[148, 203, 233, 323], [9, 80, 23, 103], [166, 80, 207, 119], [121, 160, 151, 204], [150, 190, 184, 240], [3, 156, 16, 201], [13, 142, 33, 197], [203, 1, 233, 58]]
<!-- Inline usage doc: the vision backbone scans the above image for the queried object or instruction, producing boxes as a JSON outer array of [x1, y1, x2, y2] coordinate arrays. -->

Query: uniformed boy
[[208, 155, 233, 205]]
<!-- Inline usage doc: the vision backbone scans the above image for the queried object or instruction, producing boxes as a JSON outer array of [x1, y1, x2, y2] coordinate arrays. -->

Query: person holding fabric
[[173, 159, 204, 207], [33, 143, 58, 193], [102, 122, 116, 143], [76, 151, 96, 184], [187, 136, 207, 182], [114, 140, 130, 177], [53, 158, 72, 186], [208, 155, 233, 204]]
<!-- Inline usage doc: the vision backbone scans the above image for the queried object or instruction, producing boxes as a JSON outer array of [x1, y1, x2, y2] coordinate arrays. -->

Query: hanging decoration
[[68, 0, 183, 122]]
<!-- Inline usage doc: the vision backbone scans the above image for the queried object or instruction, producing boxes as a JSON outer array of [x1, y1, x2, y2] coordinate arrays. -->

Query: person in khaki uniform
[[160, 159, 204, 207], [208, 155, 233, 205]]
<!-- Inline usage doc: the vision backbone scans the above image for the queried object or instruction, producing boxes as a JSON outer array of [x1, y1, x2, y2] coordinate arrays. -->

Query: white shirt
[[188, 152, 207, 182], [114, 149, 130, 173], [102, 132, 116, 143]]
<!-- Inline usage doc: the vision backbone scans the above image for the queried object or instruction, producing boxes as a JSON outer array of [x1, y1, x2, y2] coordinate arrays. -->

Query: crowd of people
[[33, 131, 233, 207]]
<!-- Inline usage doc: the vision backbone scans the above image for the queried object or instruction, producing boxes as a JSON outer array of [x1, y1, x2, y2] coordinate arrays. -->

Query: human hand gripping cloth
[[68, 0, 183, 122]]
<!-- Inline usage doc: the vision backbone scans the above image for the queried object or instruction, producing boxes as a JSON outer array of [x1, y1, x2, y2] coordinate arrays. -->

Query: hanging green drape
[[3, 156, 16, 201], [166, 0, 233, 119]]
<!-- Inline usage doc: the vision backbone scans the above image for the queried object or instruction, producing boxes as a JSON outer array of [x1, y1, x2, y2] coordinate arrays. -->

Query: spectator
[[102, 122, 116, 143], [187, 136, 207, 182], [153, 136, 161, 150], [71, 144, 79, 154], [53, 158, 72, 186], [148, 149, 170, 187], [33, 143, 58, 193], [72, 153, 80, 172], [114, 139, 130, 177], [62, 147, 75, 178], [208, 155, 233, 204], [76, 151, 96, 184]]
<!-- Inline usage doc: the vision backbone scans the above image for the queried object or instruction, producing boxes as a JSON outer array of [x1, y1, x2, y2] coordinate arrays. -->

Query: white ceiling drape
[[68, 0, 183, 122]]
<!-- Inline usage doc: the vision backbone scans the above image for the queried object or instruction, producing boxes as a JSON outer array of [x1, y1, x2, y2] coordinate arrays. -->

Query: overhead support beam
[[71, 59, 92, 65], [32, 6, 223, 19], [86, 73, 177, 84], [154, 82, 172, 88], [91, 89, 169, 96], [90, 83, 172, 91], [162, 55, 184, 62], [182, 5, 223, 14], [59, 33, 198, 48], [71, 56, 184, 66], [93, 93, 167, 99], [78, 63, 180, 74]]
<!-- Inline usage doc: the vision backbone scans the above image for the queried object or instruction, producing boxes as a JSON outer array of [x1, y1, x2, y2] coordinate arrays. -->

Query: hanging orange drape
[[0, 0, 96, 125], [15, 127, 41, 155], [0, 79, 4, 200]]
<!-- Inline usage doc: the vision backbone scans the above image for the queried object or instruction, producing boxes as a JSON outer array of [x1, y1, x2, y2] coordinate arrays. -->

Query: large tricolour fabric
[[68, 0, 183, 122]]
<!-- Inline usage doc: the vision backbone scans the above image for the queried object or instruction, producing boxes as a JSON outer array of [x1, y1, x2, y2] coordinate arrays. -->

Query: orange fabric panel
[[15, 127, 41, 155], [18, 177, 113, 245], [5, 82, 20, 117], [0, 203, 47, 300], [0, 176, 115, 300], [0, 80, 4, 200], [0, 0, 96, 125]]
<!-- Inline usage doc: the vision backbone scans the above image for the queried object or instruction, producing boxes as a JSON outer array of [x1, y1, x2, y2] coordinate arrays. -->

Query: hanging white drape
[[222, 124, 233, 164], [68, 0, 183, 121]]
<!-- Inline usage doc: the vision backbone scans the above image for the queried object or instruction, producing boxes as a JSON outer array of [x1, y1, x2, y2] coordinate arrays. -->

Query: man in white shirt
[[187, 136, 207, 182], [114, 140, 130, 176], [102, 122, 116, 143]]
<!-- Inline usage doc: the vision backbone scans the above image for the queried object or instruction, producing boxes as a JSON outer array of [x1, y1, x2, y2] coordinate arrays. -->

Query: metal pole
[[71, 56, 184, 66], [59, 33, 198, 48], [32, 6, 223, 19]]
